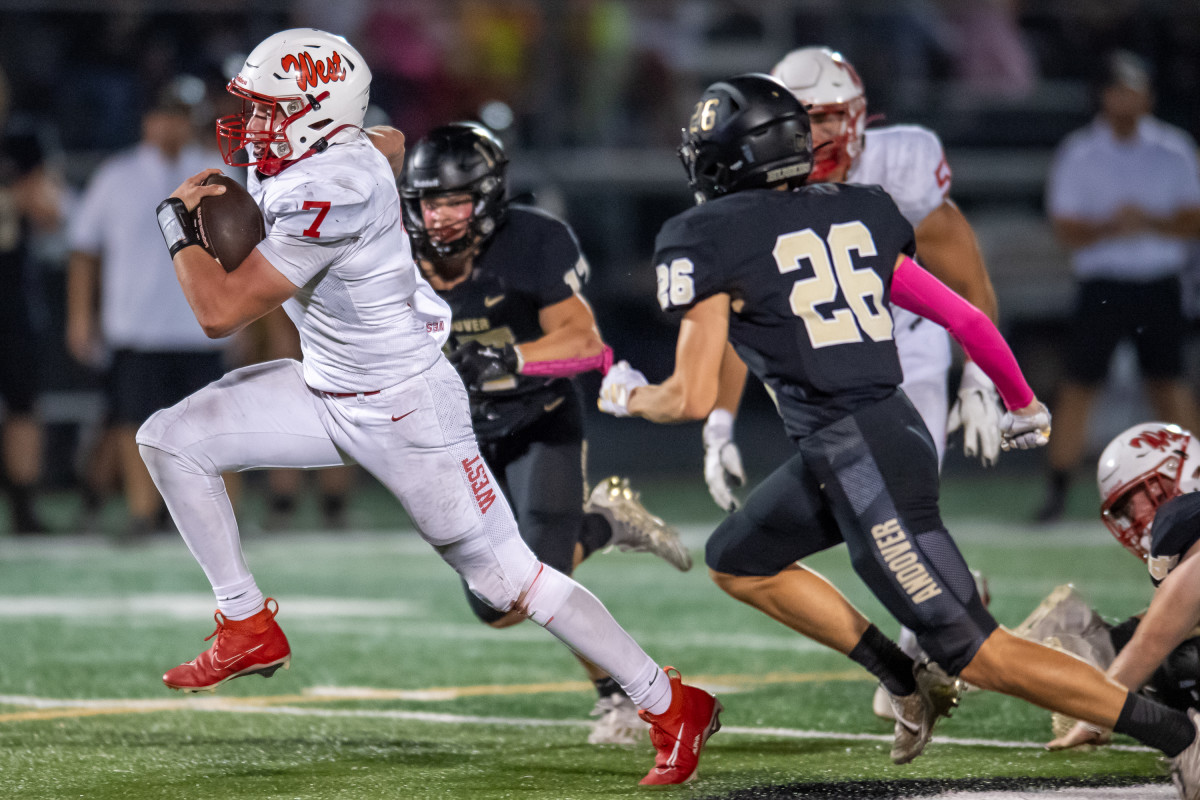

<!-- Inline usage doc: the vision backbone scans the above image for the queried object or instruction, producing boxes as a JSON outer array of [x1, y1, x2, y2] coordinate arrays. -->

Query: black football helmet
[[678, 73, 814, 203], [400, 122, 509, 260]]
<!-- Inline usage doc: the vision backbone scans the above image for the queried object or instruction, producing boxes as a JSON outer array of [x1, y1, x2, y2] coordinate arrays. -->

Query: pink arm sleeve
[[890, 256, 1033, 410], [521, 345, 615, 378]]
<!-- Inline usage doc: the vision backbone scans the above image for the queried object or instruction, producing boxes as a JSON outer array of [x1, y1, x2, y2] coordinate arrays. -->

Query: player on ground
[[143, 28, 719, 786], [398, 121, 691, 745], [598, 74, 1200, 795], [700, 45, 1003, 721], [1023, 422, 1200, 751]]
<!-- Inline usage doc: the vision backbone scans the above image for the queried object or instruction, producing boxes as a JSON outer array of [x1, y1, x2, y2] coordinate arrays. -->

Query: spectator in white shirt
[[66, 77, 231, 540], [1036, 50, 1200, 523]]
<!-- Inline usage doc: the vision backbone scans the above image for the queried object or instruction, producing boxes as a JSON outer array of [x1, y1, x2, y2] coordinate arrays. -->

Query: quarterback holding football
[[148, 27, 719, 787]]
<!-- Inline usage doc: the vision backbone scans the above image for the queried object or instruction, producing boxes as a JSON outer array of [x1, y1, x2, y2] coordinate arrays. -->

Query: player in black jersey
[[1031, 422, 1200, 751], [599, 73, 1200, 791], [400, 122, 691, 745]]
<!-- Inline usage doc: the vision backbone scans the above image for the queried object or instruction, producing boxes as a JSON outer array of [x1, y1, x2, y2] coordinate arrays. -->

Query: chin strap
[[259, 123, 362, 177], [259, 90, 375, 177]]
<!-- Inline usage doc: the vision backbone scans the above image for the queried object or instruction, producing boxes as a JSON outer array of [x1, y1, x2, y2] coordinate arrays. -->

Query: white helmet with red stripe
[[770, 46, 866, 182], [1097, 422, 1200, 560], [217, 28, 371, 176]]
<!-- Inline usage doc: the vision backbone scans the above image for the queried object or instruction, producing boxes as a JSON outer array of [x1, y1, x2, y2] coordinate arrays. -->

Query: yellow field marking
[[695, 670, 874, 687], [300, 670, 871, 702], [1, 705, 181, 723], [0, 669, 871, 724]]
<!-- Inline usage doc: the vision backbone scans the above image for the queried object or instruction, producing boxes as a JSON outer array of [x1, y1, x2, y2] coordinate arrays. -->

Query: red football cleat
[[163, 598, 291, 693], [638, 667, 722, 785]]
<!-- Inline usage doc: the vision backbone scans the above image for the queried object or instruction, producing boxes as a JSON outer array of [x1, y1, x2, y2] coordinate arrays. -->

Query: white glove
[[598, 360, 648, 417], [702, 409, 746, 512], [1000, 401, 1052, 451], [947, 361, 1003, 467]]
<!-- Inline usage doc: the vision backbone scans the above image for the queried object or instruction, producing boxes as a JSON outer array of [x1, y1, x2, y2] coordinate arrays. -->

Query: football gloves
[[450, 340, 520, 392], [1000, 401, 1052, 452], [598, 360, 648, 417], [702, 409, 745, 512], [947, 361, 1003, 466]]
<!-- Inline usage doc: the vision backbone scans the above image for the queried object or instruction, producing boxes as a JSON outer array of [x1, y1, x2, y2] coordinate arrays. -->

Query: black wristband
[[155, 197, 200, 258]]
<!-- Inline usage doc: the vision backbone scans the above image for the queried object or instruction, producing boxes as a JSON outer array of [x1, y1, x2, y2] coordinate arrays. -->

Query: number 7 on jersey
[[302, 200, 331, 238]]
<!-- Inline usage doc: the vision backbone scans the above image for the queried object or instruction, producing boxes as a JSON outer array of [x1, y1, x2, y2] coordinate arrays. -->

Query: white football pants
[[137, 357, 668, 709], [894, 311, 952, 467]]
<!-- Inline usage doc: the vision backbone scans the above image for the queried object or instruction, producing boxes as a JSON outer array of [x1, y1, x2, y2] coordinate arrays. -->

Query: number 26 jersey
[[653, 183, 917, 440]]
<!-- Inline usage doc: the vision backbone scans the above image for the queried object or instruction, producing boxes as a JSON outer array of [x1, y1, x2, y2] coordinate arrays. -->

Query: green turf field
[[0, 477, 1173, 799]]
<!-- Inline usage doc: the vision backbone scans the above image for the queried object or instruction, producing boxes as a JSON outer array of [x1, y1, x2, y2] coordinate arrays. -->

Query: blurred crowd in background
[[2, 0, 1199, 536]]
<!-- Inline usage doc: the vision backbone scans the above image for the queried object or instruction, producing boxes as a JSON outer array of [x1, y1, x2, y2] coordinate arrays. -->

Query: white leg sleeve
[[438, 533, 671, 714], [136, 360, 346, 619], [520, 565, 671, 714], [139, 442, 264, 620]]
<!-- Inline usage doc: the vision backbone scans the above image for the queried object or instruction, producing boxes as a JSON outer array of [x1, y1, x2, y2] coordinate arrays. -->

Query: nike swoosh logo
[[392, 409, 417, 422], [213, 643, 262, 669], [484, 295, 505, 307], [667, 722, 685, 766], [543, 397, 565, 413]]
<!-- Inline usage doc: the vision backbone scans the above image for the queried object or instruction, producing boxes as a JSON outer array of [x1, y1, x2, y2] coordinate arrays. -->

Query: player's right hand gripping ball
[[598, 360, 648, 417], [1000, 402, 1051, 451], [195, 174, 266, 272]]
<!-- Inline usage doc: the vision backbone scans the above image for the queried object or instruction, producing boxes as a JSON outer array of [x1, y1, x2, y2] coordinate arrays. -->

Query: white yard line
[[0, 522, 1118, 559], [0, 691, 1153, 754], [0, 594, 844, 652], [0, 594, 423, 619], [0, 692, 1167, 798]]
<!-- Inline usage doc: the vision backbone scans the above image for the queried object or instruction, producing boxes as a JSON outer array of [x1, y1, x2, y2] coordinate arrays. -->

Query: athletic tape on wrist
[[155, 198, 201, 258]]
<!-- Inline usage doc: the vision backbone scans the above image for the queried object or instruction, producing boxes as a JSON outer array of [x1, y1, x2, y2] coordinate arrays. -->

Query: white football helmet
[[770, 46, 866, 182], [1097, 422, 1200, 560], [217, 28, 371, 176]]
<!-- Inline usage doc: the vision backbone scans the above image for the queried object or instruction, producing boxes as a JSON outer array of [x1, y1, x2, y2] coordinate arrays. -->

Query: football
[[195, 174, 265, 272]]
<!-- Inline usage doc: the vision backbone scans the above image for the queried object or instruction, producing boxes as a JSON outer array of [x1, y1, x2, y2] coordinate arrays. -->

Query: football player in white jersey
[[146, 28, 719, 786], [697, 46, 1005, 720]]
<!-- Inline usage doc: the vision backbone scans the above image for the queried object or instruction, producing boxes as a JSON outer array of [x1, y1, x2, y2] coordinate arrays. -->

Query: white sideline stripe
[[0, 595, 422, 619], [720, 724, 1154, 752], [0, 522, 1116, 559], [0, 595, 834, 652], [0, 693, 1153, 753]]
